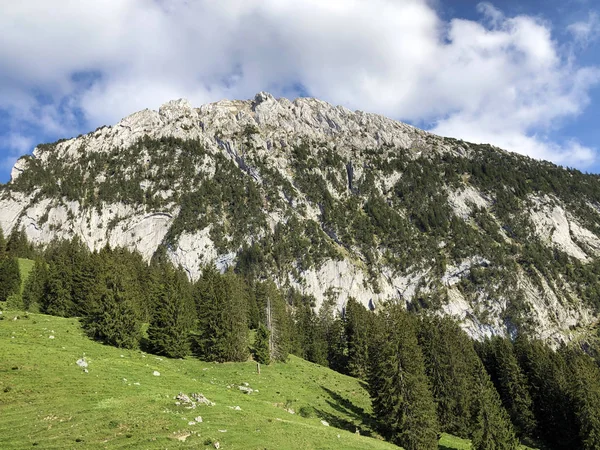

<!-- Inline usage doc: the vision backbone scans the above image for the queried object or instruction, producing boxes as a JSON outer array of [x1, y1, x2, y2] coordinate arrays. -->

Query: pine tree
[[326, 314, 347, 373], [82, 273, 142, 349], [478, 337, 536, 438], [0, 227, 6, 259], [254, 323, 271, 365], [193, 267, 249, 362], [514, 336, 580, 449], [344, 298, 371, 379], [41, 257, 75, 316], [0, 256, 21, 302], [255, 280, 292, 362], [470, 363, 520, 450], [563, 348, 600, 450], [6, 227, 34, 259], [318, 293, 347, 370], [22, 258, 48, 311], [147, 267, 196, 358], [368, 303, 439, 450], [219, 271, 250, 362], [69, 238, 100, 316], [291, 297, 328, 366], [418, 315, 477, 437]]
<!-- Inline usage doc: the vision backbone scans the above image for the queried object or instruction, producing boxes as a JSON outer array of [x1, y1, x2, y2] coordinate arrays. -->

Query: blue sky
[[1, 0, 599, 183]]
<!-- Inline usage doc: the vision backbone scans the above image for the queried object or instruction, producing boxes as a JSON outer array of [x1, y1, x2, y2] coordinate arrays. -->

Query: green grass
[[0, 310, 396, 449], [439, 434, 472, 449], [0, 261, 534, 449], [17, 258, 35, 293]]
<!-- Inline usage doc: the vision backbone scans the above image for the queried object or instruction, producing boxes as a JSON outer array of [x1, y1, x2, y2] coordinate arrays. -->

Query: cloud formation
[[0, 0, 598, 169], [568, 11, 600, 47]]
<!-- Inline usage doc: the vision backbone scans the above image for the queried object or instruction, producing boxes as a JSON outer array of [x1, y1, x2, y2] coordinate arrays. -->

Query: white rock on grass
[[76, 358, 88, 368], [321, 420, 329, 427], [153, 371, 160, 376]]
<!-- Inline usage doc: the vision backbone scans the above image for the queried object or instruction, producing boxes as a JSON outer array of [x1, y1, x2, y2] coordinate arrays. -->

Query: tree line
[[2, 231, 600, 449]]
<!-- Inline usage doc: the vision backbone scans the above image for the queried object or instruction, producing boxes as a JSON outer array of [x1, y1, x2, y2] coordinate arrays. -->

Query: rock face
[[2, 92, 600, 344]]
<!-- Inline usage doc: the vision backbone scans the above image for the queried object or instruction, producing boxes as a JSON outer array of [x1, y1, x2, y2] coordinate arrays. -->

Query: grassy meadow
[[0, 260, 533, 449]]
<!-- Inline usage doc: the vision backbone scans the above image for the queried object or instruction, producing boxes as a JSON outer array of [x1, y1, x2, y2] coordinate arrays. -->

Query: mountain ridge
[[2, 92, 600, 345]]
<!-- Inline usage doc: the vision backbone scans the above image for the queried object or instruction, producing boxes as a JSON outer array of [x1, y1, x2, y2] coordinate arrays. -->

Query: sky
[[1, 0, 599, 183]]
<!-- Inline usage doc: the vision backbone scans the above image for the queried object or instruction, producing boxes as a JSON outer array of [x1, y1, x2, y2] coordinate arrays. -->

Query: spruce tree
[[418, 315, 477, 437], [344, 298, 371, 379], [478, 337, 536, 438], [0, 227, 6, 259], [563, 348, 600, 450], [219, 271, 250, 362], [255, 280, 292, 362], [82, 273, 142, 349], [247, 286, 260, 330], [514, 336, 580, 449], [325, 314, 347, 373], [6, 227, 33, 259], [368, 303, 439, 450], [194, 267, 249, 362], [41, 257, 75, 316], [316, 292, 347, 371], [0, 256, 21, 302], [69, 238, 100, 316], [147, 267, 196, 358], [22, 258, 48, 311], [470, 363, 520, 450], [291, 299, 328, 366], [254, 323, 271, 365]]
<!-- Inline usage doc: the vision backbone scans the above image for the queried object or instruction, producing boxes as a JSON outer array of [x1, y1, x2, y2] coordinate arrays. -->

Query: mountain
[[2, 92, 600, 344]]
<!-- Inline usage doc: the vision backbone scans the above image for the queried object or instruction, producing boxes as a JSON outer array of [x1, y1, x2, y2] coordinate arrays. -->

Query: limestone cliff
[[2, 92, 600, 344]]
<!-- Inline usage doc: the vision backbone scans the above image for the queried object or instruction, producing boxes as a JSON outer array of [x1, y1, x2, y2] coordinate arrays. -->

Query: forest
[[2, 227, 600, 450]]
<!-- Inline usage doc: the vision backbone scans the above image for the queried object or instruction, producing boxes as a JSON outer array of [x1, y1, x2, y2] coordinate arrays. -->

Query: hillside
[[0, 307, 477, 449], [2, 92, 600, 343]]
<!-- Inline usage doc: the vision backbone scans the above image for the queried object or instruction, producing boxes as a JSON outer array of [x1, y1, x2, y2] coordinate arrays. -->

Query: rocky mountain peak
[[3, 93, 600, 346]]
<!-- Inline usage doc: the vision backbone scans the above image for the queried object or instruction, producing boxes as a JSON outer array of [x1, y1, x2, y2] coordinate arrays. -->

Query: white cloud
[[0, 0, 598, 169], [0, 133, 34, 170], [568, 12, 600, 47]]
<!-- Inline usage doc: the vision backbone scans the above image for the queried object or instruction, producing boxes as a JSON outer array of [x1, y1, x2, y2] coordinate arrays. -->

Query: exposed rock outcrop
[[2, 92, 600, 345]]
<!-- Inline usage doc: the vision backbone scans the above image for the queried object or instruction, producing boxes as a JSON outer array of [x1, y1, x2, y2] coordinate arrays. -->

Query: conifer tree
[[0, 227, 6, 259], [291, 299, 328, 365], [344, 298, 371, 379], [470, 363, 520, 450], [247, 286, 260, 330], [255, 280, 291, 362], [563, 348, 600, 450], [0, 256, 21, 302], [254, 323, 271, 365], [82, 273, 142, 349], [368, 303, 439, 450], [22, 258, 48, 311], [478, 337, 536, 438], [326, 314, 347, 373], [69, 238, 100, 316], [418, 315, 477, 437], [514, 336, 580, 449], [41, 257, 75, 316], [194, 267, 249, 362], [219, 271, 250, 362], [147, 267, 196, 358], [316, 294, 346, 370], [6, 227, 34, 259]]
